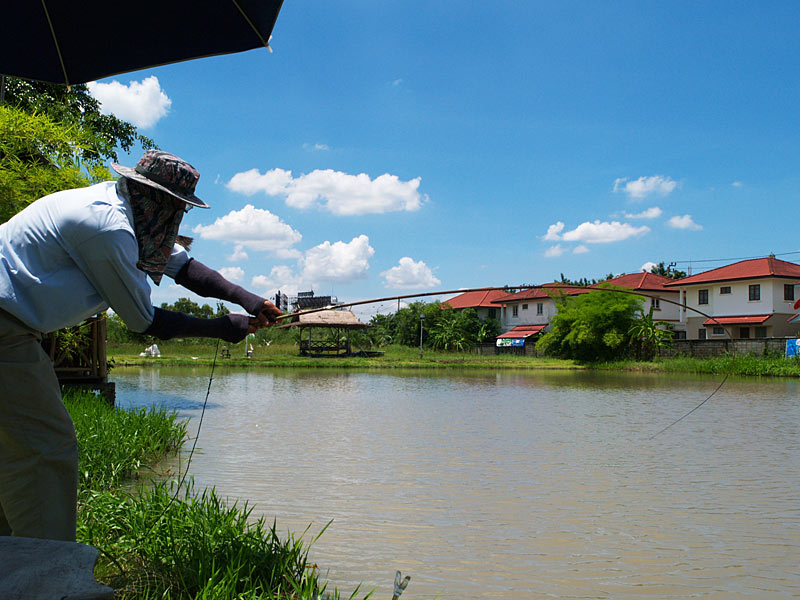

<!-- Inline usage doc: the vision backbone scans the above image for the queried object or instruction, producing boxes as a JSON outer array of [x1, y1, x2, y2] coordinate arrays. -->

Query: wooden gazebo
[[278, 309, 370, 357]]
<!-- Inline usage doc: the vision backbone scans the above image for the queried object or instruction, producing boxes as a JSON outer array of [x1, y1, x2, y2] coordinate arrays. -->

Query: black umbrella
[[0, 0, 284, 85]]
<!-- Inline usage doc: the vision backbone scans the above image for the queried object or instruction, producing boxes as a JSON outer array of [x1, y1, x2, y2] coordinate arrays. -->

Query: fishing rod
[[271, 282, 738, 438]]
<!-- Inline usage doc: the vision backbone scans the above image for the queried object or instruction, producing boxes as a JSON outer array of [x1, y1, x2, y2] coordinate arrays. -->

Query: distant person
[[0, 150, 281, 542]]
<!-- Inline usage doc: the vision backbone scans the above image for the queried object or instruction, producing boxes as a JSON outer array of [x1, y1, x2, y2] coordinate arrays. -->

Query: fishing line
[[140, 337, 220, 539], [276, 283, 738, 438]]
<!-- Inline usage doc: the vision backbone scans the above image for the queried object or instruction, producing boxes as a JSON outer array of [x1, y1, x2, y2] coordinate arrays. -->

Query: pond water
[[112, 366, 800, 599]]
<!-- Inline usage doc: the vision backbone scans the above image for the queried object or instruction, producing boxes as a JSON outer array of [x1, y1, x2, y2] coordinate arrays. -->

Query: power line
[[671, 250, 800, 266]]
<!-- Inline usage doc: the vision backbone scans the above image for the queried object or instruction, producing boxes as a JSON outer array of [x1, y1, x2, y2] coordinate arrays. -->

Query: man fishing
[[0, 150, 281, 542]]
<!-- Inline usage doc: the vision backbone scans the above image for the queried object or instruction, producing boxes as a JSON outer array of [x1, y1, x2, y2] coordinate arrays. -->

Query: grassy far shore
[[109, 340, 800, 378], [66, 389, 365, 599]]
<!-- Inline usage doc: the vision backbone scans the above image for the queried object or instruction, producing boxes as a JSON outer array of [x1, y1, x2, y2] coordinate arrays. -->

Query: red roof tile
[[442, 289, 509, 310], [490, 283, 591, 303], [664, 257, 800, 286], [496, 324, 546, 338], [701, 315, 771, 326], [594, 272, 675, 291]]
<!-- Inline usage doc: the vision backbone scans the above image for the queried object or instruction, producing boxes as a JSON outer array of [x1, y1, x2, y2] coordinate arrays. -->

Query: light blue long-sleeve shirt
[[0, 181, 189, 333]]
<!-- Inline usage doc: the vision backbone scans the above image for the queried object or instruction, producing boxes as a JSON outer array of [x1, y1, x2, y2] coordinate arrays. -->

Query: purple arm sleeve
[[144, 307, 250, 343], [174, 259, 265, 316]]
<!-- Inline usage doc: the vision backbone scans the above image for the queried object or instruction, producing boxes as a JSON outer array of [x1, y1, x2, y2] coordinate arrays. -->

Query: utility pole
[[419, 313, 425, 359]]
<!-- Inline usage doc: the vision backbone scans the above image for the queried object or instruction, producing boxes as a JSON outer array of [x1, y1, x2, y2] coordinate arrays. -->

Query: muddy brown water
[[112, 367, 800, 599]]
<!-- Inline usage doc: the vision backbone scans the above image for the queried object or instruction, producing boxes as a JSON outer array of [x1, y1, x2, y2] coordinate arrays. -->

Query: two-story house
[[663, 257, 800, 339]]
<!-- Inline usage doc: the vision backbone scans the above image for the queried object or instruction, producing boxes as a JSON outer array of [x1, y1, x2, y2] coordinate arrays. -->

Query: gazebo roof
[[277, 309, 370, 330]]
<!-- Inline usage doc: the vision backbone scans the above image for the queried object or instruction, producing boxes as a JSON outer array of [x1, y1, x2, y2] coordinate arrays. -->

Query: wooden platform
[[41, 314, 115, 404]]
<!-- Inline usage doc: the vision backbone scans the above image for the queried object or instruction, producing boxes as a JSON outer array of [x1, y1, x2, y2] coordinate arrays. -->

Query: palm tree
[[628, 306, 673, 360]]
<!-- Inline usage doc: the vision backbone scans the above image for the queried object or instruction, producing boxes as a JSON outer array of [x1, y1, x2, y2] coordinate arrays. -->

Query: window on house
[[739, 327, 750, 338], [522, 304, 528, 310], [698, 289, 709, 305], [537, 302, 543, 315], [785, 284, 795, 302], [674, 330, 687, 340], [712, 326, 724, 335], [755, 326, 767, 338], [749, 284, 760, 301], [698, 329, 707, 340], [488, 308, 496, 319], [512, 305, 518, 317], [720, 286, 731, 295], [651, 297, 661, 310]]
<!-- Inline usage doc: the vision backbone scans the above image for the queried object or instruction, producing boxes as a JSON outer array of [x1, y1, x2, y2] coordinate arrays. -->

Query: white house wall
[[499, 298, 557, 332]]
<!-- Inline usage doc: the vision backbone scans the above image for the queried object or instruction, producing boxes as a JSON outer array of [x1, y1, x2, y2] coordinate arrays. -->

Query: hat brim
[[111, 163, 210, 209]]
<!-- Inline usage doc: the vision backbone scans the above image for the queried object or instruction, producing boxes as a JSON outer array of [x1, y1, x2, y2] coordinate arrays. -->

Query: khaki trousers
[[0, 309, 78, 541]]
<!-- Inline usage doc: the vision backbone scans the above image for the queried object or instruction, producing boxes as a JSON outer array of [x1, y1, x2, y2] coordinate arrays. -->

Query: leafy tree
[[0, 105, 112, 223], [558, 273, 597, 287], [535, 289, 643, 362], [649, 261, 687, 280], [369, 302, 498, 350], [2, 78, 155, 163], [160, 298, 230, 319]]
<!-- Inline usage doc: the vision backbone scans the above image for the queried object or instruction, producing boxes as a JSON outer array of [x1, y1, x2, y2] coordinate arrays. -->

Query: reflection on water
[[113, 367, 800, 599]]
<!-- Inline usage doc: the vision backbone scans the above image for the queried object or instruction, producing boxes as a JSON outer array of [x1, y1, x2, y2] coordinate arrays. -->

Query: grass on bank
[[108, 339, 800, 377], [109, 340, 581, 370], [65, 389, 363, 599], [596, 353, 800, 377]]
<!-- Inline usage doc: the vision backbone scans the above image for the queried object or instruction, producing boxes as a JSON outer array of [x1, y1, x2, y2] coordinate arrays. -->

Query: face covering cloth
[[117, 178, 185, 285]]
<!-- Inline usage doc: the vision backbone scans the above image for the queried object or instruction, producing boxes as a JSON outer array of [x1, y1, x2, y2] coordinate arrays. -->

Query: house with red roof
[[490, 283, 590, 336], [441, 289, 508, 322], [488, 274, 683, 345], [663, 257, 800, 340]]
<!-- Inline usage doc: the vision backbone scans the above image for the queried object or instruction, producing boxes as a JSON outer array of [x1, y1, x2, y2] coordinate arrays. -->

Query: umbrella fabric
[[1, 0, 283, 85]]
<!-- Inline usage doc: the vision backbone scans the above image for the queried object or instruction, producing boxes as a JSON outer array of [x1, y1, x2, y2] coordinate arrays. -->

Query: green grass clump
[[65, 389, 186, 492], [80, 483, 345, 600], [64, 390, 363, 599]]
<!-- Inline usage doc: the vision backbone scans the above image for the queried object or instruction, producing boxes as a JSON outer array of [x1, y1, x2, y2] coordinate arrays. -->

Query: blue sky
[[86, 1, 800, 317]]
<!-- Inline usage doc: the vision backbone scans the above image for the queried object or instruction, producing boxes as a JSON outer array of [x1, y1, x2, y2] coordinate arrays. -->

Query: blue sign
[[786, 339, 800, 357]]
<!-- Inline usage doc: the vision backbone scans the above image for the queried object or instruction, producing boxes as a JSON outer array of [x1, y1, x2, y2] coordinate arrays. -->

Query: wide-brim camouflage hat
[[112, 150, 210, 209]]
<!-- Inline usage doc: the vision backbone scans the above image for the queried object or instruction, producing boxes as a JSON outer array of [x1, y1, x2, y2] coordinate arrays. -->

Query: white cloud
[[625, 206, 663, 219], [227, 168, 424, 215], [249, 235, 375, 297], [227, 244, 248, 262], [732, 181, 743, 187], [303, 142, 330, 151], [251, 266, 305, 297], [381, 257, 440, 289], [544, 221, 565, 241], [614, 175, 677, 200], [545, 244, 565, 257], [667, 214, 703, 230], [640, 261, 657, 272], [302, 235, 375, 283], [561, 220, 650, 243], [573, 245, 590, 254], [193, 204, 302, 252], [218, 267, 245, 283], [86, 76, 171, 128]]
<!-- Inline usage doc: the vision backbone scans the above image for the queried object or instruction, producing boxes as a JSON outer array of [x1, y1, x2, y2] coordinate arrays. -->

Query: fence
[[657, 337, 790, 358], [473, 342, 540, 356]]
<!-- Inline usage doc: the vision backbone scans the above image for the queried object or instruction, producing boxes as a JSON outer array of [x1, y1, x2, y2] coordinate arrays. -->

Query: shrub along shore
[[109, 341, 800, 378], [66, 389, 361, 599]]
